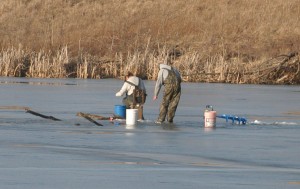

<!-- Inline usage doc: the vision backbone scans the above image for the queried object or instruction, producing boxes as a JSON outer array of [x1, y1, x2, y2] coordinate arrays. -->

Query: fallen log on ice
[[76, 112, 111, 120], [76, 112, 124, 120], [25, 108, 62, 121], [76, 112, 103, 126]]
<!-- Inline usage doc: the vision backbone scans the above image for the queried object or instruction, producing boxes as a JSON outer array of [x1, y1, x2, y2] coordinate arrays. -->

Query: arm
[[153, 69, 164, 100], [116, 82, 129, 96]]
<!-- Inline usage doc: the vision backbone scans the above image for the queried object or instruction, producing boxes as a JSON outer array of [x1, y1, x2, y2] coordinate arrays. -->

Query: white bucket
[[126, 109, 138, 125]]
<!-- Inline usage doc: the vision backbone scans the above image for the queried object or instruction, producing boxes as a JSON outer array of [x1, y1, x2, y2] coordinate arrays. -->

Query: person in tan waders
[[153, 63, 182, 124]]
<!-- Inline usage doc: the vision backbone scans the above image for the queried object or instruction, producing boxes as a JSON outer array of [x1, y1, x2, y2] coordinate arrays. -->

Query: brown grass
[[0, 0, 300, 84]]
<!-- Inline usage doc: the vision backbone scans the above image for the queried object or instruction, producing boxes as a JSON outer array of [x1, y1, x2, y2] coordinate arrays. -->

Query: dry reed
[[0, 0, 300, 84]]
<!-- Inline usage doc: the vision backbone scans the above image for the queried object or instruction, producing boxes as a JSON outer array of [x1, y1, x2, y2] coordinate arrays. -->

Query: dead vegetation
[[1, 45, 299, 84], [0, 0, 300, 84]]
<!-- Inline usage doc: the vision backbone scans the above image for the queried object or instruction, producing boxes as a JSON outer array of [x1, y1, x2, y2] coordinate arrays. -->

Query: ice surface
[[0, 77, 300, 189]]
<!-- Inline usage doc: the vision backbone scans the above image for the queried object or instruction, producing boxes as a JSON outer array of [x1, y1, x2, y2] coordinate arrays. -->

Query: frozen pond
[[0, 77, 300, 189]]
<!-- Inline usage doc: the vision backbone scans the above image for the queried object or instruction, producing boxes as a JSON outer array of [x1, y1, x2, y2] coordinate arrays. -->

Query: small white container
[[126, 109, 138, 125]]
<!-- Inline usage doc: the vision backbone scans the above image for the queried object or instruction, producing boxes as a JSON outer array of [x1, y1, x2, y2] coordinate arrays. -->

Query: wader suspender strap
[[125, 79, 139, 88], [162, 67, 179, 85], [125, 79, 139, 97]]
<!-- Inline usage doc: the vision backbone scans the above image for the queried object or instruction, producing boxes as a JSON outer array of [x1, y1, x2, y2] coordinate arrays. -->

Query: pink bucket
[[204, 111, 216, 128]]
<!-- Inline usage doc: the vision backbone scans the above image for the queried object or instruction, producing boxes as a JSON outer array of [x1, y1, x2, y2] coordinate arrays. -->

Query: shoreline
[[0, 47, 299, 85]]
